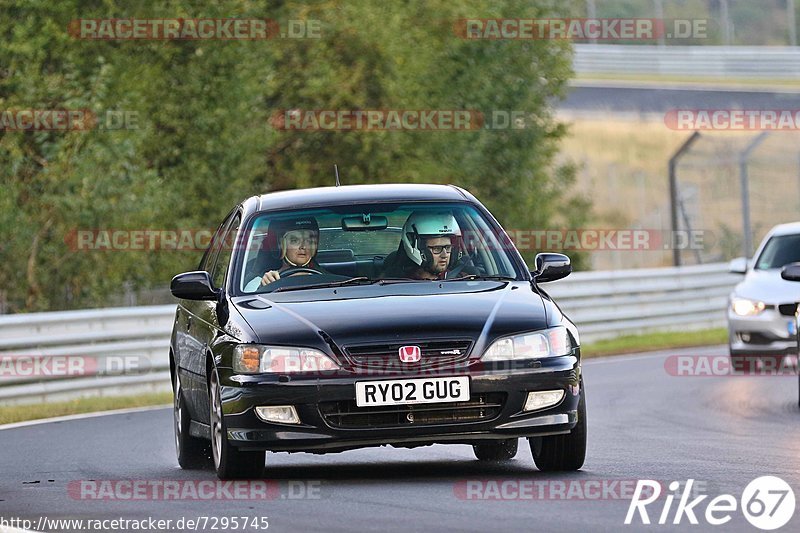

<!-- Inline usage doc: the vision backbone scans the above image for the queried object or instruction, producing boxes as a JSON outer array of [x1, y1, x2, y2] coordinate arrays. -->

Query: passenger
[[244, 217, 329, 291], [383, 212, 477, 280]]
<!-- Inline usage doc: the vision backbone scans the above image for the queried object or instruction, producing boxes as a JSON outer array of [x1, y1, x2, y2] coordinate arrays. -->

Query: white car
[[780, 262, 800, 407], [728, 222, 800, 362]]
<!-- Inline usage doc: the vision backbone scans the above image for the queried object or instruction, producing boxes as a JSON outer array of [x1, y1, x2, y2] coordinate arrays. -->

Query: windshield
[[754, 234, 800, 270], [235, 202, 521, 293]]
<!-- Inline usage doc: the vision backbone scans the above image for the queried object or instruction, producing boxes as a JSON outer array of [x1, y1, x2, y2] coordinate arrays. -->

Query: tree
[[0, 0, 589, 312]]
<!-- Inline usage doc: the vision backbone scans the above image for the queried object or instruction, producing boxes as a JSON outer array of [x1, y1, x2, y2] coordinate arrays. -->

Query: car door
[[189, 210, 242, 423], [177, 209, 238, 421]]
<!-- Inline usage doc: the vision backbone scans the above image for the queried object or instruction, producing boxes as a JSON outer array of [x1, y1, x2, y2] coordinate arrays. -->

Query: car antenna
[[334, 164, 341, 187]]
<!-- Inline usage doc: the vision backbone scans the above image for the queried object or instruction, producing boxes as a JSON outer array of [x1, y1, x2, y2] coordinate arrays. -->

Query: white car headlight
[[731, 298, 766, 317], [482, 326, 572, 361], [233, 345, 340, 374]]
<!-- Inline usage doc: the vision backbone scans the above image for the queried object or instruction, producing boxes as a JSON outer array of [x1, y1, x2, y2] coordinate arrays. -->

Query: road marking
[[0, 404, 170, 431]]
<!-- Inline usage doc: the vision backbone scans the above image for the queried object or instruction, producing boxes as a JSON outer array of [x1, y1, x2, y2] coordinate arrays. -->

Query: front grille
[[344, 340, 473, 369], [779, 303, 798, 316], [319, 392, 505, 429]]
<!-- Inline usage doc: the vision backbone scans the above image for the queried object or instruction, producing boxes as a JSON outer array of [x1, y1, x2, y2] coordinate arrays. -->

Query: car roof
[[766, 222, 800, 237], [251, 184, 471, 212]]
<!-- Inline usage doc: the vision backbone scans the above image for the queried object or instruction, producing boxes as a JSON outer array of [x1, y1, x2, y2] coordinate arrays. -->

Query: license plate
[[355, 376, 470, 407], [789, 320, 797, 336]]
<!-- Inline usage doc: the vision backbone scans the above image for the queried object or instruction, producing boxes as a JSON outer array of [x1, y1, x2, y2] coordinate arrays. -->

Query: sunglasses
[[427, 244, 453, 254]]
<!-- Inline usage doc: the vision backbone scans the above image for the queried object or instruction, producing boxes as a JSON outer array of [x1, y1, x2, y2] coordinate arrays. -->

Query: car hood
[[232, 281, 547, 353], [734, 269, 800, 304]]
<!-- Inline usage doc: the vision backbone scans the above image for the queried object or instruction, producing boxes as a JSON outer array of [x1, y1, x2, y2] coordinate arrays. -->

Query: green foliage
[[716, 222, 744, 261], [1, 0, 588, 312], [0, 392, 171, 424]]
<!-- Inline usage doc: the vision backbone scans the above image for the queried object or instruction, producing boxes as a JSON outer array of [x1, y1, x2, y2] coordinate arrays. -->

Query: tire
[[473, 439, 519, 461], [728, 344, 748, 373], [209, 368, 266, 480], [730, 354, 748, 373], [173, 370, 211, 469], [529, 389, 586, 472]]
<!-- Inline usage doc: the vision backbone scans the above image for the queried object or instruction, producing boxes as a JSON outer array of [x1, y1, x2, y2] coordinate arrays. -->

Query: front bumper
[[728, 308, 798, 356], [217, 355, 582, 453]]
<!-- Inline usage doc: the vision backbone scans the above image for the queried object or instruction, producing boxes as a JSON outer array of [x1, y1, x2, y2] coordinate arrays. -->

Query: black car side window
[[199, 209, 237, 273], [211, 213, 241, 290]]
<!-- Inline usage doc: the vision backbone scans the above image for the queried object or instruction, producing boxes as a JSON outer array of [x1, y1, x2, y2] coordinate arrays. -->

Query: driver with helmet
[[244, 216, 329, 291], [383, 211, 476, 280]]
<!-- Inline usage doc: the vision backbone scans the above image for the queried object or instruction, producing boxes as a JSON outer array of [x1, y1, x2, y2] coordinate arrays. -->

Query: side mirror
[[728, 257, 748, 274], [781, 263, 800, 282], [170, 271, 219, 300], [532, 253, 571, 283]]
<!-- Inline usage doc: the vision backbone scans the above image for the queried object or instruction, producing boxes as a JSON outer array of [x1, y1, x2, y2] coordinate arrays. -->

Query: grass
[[557, 114, 800, 269], [558, 116, 702, 269], [0, 392, 171, 426], [582, 328, 728, 358], [573, 72, 799, 89]]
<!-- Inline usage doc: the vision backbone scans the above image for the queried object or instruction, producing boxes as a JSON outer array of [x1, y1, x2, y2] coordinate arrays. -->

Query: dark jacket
[[381, 245, 478, 280]]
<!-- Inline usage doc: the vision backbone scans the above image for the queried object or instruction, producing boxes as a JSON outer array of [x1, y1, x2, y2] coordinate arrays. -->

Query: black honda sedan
[[170, 184, 585, 479]]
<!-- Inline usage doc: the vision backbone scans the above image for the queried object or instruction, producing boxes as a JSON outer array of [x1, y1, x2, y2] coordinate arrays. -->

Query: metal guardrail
[[0, 263, 740, 404], [0, 305, 175, 405], [546, 262, 738, 341], [573, 44, 800, 79]]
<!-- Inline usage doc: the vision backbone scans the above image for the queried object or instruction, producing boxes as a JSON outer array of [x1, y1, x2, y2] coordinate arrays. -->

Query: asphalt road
[[2, 345, 799, 533], [560, 84, 800, 113]]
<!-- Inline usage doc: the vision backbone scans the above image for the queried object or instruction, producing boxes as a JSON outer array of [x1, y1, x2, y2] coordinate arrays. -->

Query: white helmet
[[402, 212, 461, 267]]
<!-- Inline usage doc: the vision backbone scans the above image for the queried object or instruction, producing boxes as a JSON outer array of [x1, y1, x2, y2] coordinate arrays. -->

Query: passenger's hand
[[259, 270, 281, 285]]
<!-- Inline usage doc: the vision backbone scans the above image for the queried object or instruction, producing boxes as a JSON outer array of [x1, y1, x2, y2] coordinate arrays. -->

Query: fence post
[[720, 0, 732, 45], [586, 0, 597, 45], [669, 132, 701, 266], [739, 132, 770, 258], [653, 0, 666, 47]]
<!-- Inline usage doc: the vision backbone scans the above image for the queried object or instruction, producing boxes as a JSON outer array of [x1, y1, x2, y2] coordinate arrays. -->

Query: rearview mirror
[[781, 263, 800, 282], [533, 253, 571, 283], [342, 214, 389, 231], [728, 257, 748, 275], [170, 271, 219, 300]]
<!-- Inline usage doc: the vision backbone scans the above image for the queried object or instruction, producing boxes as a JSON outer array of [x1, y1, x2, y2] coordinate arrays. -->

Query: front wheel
[[209, 369, 265, 479], [472, 439, 518, 461], [728, 343, 747, 372], [529, 389, 586, 471]]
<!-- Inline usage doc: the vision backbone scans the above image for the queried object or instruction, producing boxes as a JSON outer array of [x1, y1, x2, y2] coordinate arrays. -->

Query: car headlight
[[481, 326, 572, 361], [233, 345, 340, 374], [731, 298, 766, 316]]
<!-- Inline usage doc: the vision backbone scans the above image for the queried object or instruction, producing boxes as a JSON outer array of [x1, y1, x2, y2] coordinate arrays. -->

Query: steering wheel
[[280, 267, 324, 277], [446, 256, 475, 279]]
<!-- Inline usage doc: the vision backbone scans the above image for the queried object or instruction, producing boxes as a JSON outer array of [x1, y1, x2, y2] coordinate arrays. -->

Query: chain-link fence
[[564, 119, 800, 271], [672, 131, 800, 265]]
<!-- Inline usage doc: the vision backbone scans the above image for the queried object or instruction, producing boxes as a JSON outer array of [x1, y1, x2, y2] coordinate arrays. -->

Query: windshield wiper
[[373, 277, 425, 285], [269, 277, 372, 293], [442, 274, 517, 282]]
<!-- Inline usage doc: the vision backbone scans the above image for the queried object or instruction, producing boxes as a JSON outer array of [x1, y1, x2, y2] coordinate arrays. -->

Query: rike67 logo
[[625, 477, 795, 530]]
